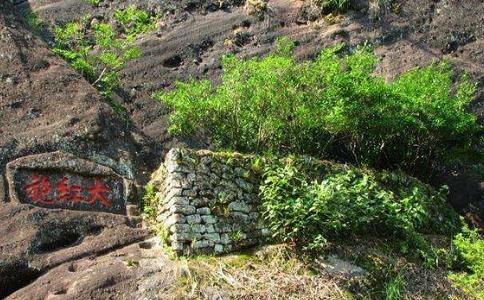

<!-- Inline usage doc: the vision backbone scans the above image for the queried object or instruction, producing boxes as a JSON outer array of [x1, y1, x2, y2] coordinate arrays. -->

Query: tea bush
[[449, 221, 484, 299], [259, 157, 459, 256], [155, 38, 481, 174], [53, 22, 96, 80]]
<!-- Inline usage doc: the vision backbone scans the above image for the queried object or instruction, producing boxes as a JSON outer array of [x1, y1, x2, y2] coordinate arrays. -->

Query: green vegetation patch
[[141, 183, 158, 220], [23, 11, 46, 35], [448, 221, 484, 299], [143, 149, 481, 298], [51, 6, 158, 120], [114, 5, 159, 38], [316, 0, 354, 14], [259, 156, 459, 260], [256, 156, 483, 299], [151, 35, 483, 299], [155, 38, 481, 175]]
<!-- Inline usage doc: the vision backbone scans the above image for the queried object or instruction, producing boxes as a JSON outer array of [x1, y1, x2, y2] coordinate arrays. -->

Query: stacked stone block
[[154, 148, 270, 255]]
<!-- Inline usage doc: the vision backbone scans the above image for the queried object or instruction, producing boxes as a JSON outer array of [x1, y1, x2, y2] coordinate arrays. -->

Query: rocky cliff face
[[17, 0, 484, 143], [0, 0, 482, 298], [0, 1, 152, 297]]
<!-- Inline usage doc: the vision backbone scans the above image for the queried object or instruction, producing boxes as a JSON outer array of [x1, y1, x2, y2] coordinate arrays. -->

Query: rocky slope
[[1, 0, 482, 298], [0, 1, 153, 297], [20, 0, 484, 212], [19, 0, 484, 145]]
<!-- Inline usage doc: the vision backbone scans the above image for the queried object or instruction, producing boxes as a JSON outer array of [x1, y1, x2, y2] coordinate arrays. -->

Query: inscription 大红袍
[[15, 170, 125, 214], [24, 174, 112, 207], [6, 152, 130, 215]]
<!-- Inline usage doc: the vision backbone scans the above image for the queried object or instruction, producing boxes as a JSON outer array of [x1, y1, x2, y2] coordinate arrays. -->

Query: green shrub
[[155, 39, 481, 174], [51, 11, 149, 119], [449, 221, 484, 299], [54, 22, 85, 48], [53, 46, 96, 80], [53, 22, 97, 80], [114, 5, 158, 38], [123, 46, 142, 60], [85, 0, 102, 6], [92, 23, 119, 48], [316, 0, 353, 13], [259, 157, 458, 252], [23, 11, 46, 35]]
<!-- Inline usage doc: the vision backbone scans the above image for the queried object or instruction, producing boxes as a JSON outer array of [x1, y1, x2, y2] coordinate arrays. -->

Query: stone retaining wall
[[151, 148, 270, 255]]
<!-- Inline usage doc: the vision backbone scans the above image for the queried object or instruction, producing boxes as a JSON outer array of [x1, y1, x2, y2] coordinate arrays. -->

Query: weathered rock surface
[[0, 203, 150, 297], [5, 237, 178, 300], [17, 0, 483, 217], [0, 0, 483, 297], [0, 1, 152, 297]]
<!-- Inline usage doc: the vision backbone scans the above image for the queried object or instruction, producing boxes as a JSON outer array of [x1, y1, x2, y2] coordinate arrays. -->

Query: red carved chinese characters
[[71, 184, 84, 203], [87, 178, 112, 207], [23, 175, 112, 208], [56, 177, 85, 203], [24, 174, 53, 204], [56, 177, 70, 201]]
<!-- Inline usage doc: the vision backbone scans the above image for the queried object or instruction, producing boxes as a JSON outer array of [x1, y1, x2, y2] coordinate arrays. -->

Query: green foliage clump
[[23, 11, 46, 35], [114, 5, 159, 38], [259, 157, 458, 254], [85, 0, 102, 7], [449, 222, 484, 299], [141, 183, 158, 220], [384, 273, 406, 300], [51, 7, 156, 118], [155, 38, 481, 174], [316, 0, 354, 13], [53, 22, 129, 117], [53, 22, 96, 80]]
